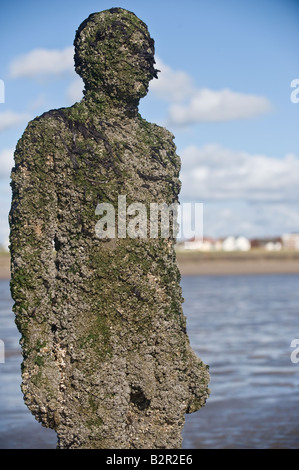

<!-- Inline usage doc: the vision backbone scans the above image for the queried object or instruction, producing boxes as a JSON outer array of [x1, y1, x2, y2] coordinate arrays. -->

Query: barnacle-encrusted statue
[[9, 8, 209, 448]]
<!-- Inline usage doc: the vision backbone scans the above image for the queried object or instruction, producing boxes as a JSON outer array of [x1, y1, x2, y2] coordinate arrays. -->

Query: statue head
[[74, 8, 158, 105]]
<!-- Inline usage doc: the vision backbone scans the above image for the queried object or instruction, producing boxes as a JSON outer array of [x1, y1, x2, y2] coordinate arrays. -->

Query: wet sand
[[1, 251, 299, 279], [0, 255, 10, 280], [176, 251, 299, 276]]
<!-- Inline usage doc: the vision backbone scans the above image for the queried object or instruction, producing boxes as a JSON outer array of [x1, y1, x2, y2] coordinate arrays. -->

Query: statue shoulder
[[14, 107, 72, 166], [137, 114, 176, 149]]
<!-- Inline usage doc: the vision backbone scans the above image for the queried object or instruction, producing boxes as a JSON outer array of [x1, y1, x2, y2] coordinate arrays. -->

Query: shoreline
[[1, 252, 299, 279], [176, 251, 299, 276], [0, 254, 10, 280]]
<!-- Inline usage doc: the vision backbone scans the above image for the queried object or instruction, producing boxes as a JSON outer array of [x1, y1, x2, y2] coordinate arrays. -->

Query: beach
[[1, 251, 299, 279], [0, 254, 10, 280], [176, 250, 299, 276]]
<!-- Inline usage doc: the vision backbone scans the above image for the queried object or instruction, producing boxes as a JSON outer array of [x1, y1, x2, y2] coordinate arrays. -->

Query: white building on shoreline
[[183, 235, 250, 252], [222, 236, 251, 252], [282, 233, 299, 250], [182, 233, 299, 252]]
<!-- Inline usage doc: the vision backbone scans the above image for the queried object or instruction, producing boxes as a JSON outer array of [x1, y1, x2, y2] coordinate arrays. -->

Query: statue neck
[[82, 89, 139, 119]]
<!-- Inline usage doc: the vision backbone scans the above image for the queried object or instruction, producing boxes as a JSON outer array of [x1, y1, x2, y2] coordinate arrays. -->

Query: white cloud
[[9, 46, 74, 79], [0, 111, 30, 132], [0, 182, 11, 250], [169, 88, 272, 125], [180, 144, 299, 202], [67, 76, 84, 103], [201, 201, 299, 238], [0, 148, 14, 179], [150, 57, 195, 102], [0, 149, 14, 247], [150, 58, 272, 125], [179, 144, 299, 237]]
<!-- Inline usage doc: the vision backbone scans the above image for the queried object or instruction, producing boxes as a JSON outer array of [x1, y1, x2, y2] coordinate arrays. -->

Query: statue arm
[[9, 117, 60, 427]]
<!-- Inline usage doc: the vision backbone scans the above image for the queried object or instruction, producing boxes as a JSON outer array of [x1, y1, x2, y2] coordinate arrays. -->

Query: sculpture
[[9, 8, 209, 449]]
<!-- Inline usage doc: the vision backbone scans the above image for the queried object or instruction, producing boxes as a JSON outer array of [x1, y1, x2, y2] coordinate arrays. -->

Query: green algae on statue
[[9, 8, 210, 449]]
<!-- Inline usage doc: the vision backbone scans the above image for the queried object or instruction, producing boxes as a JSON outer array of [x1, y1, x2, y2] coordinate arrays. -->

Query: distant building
[[282, 233, 299, 250], [183, 235, 251, 251], [250, 237, 282, 251], [222, 236, 250, 252], [184, 237, 215, 251], [264, 241, 282, 251], [182, 234, 297, 252]]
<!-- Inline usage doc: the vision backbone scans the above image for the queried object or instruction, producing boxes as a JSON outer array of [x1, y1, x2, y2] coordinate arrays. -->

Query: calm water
[[0, 275, 298, 449]]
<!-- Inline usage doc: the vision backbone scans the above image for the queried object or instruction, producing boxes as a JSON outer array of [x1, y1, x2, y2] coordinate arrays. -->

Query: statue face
[[74, 8, 158, 103]]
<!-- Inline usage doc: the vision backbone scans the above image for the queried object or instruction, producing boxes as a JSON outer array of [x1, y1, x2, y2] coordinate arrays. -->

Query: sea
[[0, 274, 298, 449]]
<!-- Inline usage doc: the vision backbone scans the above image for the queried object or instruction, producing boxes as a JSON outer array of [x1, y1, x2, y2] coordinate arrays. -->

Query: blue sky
[[0, 0, 298, 246]]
